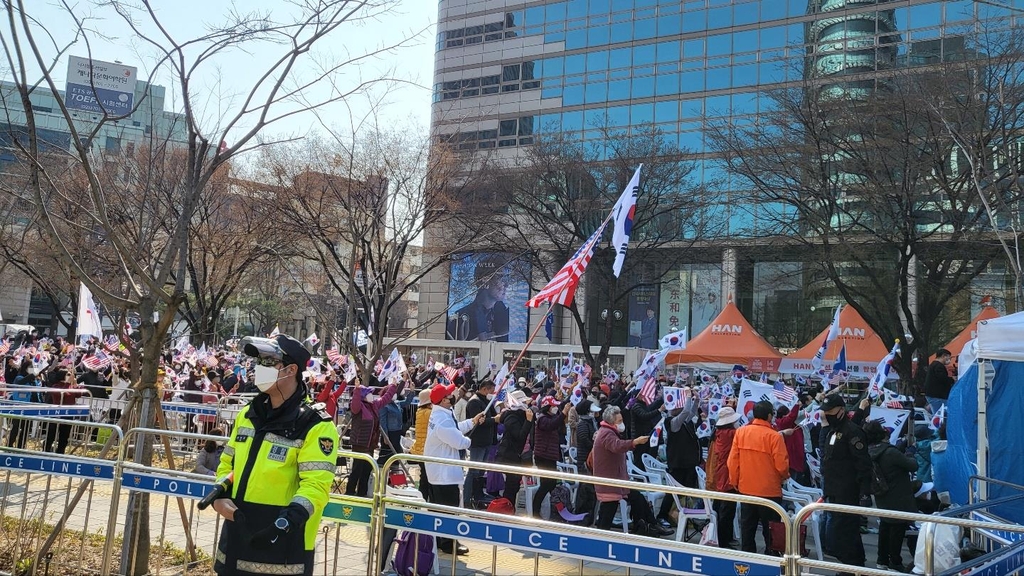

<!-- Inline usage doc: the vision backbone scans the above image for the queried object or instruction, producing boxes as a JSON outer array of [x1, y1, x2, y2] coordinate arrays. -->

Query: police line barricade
[[790, 501, 1024, 576], [0, 413, 124, 576], [320, 450, 381, 576], [0, 387, 108, 454], [378, 454, 789, 576], [112, 427, 231, 576]]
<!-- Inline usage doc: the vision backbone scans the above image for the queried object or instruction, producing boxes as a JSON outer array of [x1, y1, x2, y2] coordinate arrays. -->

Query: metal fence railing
[[1, 410, 1023, 576]]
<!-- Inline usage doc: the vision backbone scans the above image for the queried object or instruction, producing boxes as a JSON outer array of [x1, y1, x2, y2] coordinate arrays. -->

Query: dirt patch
[[0, 515, 214, 576]]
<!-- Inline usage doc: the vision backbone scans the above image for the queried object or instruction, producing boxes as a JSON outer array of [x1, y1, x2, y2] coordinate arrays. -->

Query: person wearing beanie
[[704, 406, 741, 548], [410, 388, 434, 500]]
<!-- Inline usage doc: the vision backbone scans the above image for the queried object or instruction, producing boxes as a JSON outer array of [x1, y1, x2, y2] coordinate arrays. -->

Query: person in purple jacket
[[345, 377, 402, 496]]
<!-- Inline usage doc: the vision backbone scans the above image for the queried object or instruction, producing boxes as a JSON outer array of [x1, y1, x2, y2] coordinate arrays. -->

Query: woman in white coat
[[423, 383, 484, 555]]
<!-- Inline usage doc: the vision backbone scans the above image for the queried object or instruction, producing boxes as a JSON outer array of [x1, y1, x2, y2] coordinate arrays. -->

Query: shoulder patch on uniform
[[318, 437, 335, 457]]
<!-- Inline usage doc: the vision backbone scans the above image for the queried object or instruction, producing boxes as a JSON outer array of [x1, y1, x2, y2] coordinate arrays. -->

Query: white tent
[[961, 313, 1024, 505]]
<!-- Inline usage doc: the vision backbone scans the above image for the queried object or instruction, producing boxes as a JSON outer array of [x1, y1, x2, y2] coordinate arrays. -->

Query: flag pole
[[478, 303, 553, 418]]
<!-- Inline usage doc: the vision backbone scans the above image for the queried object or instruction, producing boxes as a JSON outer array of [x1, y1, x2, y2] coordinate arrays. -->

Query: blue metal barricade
[[378, 454, 787, 576], [0, 412, 123, 576]]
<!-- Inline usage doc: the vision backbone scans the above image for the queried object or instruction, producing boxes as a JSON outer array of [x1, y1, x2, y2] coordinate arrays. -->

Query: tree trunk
[[119, 297, 164, 575]]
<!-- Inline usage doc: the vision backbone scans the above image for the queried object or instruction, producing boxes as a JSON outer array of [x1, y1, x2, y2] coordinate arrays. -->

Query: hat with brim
[[430, 383, 457, 405], [820, 395, 846, 413], [716, 407, 740, 426], [418, 388, 432, 405], [242, 335, 311, 370], [507, 390, 528, 406]]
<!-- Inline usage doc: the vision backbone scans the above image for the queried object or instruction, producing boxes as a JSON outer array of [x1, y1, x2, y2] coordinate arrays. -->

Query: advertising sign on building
[[64, 55, 137, 115], [446, 253, 530, 343]]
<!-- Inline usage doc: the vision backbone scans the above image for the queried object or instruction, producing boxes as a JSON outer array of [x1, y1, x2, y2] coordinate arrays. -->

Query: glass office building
[[421, 0, 1022, 347]]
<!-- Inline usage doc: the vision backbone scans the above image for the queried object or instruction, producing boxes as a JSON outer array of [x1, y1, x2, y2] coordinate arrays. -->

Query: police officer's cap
[[242, 335, 311, 369], [820, 394, 846, 412]]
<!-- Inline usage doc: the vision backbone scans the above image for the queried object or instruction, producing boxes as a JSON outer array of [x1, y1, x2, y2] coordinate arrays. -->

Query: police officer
[[211, 335, 338, 576], [820, 394, 872, 575]]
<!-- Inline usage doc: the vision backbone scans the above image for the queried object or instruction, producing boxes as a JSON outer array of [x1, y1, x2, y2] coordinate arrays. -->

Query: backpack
[[573, 483, 596, 526], [486, 497, 515, 515], [870, 447, 890, 495], [548, 484, 573, 521], [392, 531, 434, 576]]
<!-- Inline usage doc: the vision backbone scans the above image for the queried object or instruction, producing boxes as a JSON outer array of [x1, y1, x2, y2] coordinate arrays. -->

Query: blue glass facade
[[432, 0, 1020, 236]]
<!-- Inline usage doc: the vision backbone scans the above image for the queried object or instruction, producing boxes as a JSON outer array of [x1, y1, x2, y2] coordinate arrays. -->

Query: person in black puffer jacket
[[657, 394, 703, 526], [575, 400, 600, 471], [865, 420, 919, 573], [495, 391, 534, 509], [630, 391, 663, 470]]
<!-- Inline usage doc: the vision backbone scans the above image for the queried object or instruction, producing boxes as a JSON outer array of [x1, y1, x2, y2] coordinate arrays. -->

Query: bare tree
[[0, 0, 423, 572], [258, 128, 477, 378], [177, 164, 299, 345], [706, 45, 1021, 388], [929, 29, 1024, 310], [469, 123, 719, 367]]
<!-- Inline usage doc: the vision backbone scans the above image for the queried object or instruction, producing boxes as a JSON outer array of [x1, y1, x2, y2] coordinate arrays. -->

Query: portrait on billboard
[[446, 253, 530, 343], [628, 285, 659, 349]]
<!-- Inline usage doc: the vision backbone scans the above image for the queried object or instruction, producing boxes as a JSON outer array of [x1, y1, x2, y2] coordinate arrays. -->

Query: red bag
[[486, 497, 515, 515], [769, 521, 807, 556]]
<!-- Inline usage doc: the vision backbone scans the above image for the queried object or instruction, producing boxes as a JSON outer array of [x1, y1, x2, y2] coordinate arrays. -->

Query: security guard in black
[[820, 394, 872, 570], [212, 335, 338, 576]]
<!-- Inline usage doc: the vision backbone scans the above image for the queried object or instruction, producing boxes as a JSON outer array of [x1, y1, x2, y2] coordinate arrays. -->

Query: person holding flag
[[494, 390, 534, 512], [346, 376, 402, 497], [463, 379, 499, 508], [629, 380, 664, 471], [656, 388, 703, 529], [531, 395, 572, 519]]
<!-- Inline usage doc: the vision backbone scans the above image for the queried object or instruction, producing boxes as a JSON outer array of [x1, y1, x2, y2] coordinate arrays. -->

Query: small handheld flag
[[811, 305, 842, 371]]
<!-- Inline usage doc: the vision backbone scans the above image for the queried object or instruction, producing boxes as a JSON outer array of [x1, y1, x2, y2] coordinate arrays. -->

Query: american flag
[[325, 347, 343, 367], [0, 340, 9, 356], [527, 221, 609, 308], [772, 380, 796, 404], [436, 363, 460, 384], [83, 350, 110, 371], [637, 376, 658, 405]]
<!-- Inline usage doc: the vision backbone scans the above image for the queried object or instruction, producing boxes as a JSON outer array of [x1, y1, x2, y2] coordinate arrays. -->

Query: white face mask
[[365, 394, 377, 403], [254, 365, 279, 393], [548, 407, 558, 415], [616, 422, 626, 433], [487, 394, 495, 401]]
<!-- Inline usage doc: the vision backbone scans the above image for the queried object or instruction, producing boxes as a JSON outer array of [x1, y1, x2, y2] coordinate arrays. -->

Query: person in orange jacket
[[727, 401, 789, 554]]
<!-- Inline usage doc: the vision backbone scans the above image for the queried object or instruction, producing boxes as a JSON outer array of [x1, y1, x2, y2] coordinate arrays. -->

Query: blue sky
[[17, 1, 437, 138]]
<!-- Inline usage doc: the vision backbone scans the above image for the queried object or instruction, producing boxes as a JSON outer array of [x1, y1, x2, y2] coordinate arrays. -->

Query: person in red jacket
[[704, 406, 741, 548], [773, 404, 809, 486], [314, 376, 346, 420]]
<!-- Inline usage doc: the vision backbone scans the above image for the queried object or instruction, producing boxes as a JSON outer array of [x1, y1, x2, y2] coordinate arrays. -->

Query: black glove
[[249, 523, 285, 547], [248, 503, 310, 547]]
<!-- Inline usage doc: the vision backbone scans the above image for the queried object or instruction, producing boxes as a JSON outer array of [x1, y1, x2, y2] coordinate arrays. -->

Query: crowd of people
[[0, 330, 955, 574]]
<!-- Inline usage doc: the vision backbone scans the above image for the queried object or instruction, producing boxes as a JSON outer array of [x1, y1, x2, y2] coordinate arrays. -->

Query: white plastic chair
[[555, 462, 579, 503], [782, 486, 823, 560], [666, 471, 714, 542], [641, 453, 668, 480], [568, 446, 578, 464]]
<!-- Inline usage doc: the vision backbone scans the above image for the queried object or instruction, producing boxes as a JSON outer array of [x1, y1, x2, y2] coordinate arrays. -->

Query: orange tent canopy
[[940, 306, 1000, 359], [778, 306, 891, 377], [664, 301, 783, 370]]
